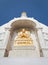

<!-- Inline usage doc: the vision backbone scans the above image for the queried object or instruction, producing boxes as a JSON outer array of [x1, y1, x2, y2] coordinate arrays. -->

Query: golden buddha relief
[[14, 29, 33, 46]]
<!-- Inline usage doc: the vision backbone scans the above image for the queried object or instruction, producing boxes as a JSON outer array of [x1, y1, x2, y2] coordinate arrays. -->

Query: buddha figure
[[14, 29, 33, 46], [17, 29, 30, 38]]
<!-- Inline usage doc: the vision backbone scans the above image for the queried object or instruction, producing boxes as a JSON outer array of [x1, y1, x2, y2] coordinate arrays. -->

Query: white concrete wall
[[0, 58, 48, 65]]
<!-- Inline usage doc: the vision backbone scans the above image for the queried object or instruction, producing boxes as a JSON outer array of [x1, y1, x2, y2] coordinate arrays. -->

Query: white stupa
[[0, 12, 48, 57]]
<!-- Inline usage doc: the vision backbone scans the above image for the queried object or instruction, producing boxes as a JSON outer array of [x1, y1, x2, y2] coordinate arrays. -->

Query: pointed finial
[[21, 12, 27, 17]]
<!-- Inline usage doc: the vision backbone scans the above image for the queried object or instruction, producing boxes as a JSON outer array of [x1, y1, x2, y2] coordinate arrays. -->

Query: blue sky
[[0, 0, 48, 26]]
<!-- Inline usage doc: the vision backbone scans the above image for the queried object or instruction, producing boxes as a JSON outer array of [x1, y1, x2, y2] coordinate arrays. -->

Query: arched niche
[[10, 19, 36, 47]]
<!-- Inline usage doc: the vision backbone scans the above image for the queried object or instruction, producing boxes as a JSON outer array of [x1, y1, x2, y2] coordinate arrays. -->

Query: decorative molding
[[13, 46, 36, 50]]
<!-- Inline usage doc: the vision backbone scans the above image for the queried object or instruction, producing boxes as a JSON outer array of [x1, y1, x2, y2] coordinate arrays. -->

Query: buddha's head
[[22, 29, 26, 33]]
